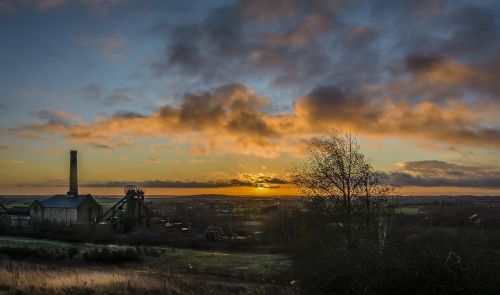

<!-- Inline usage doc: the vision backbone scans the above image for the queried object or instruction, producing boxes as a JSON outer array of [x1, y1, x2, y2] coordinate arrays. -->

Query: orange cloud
[[295, 86, 500, 148], [403, 54, 500, 98], [147, 158, 161, 164], [7, 83, 500, 157], [264, 13, 333, 46], [409, 57, 462, 84]]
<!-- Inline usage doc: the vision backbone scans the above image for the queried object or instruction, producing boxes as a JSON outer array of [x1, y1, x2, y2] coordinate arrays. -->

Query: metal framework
[[99, 185, 153, 232], [0, 202, 7, 216], [0, 202, 7, 226]]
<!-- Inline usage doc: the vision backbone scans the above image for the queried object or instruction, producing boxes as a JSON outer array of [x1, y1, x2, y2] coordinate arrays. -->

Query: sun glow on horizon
[[255, 186, 266, 192]]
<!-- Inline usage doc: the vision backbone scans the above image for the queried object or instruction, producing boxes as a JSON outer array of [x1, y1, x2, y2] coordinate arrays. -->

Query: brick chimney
[[67, 150, 78, 196]]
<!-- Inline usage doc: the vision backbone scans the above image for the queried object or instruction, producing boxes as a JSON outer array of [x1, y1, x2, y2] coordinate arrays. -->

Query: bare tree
[[293, 133, 395, 251]]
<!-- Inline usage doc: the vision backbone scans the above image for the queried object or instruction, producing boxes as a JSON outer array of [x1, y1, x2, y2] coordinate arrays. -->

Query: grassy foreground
[[0, 236, 295, 294], [0, 261, 294, 295]]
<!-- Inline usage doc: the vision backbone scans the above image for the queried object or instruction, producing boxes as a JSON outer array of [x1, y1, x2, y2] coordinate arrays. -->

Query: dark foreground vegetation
[[290, 134, 500, 294], [294, 212, 500, 294]]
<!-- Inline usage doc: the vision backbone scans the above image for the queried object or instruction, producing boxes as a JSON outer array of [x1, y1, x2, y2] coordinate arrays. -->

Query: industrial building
[[0, 150, 170, 233], [36, 151, 102, 226], [0, 150, 102, 228], [4, 207, 30, 227], [30, 195, 100, 225], [30, 150, 101, 226]]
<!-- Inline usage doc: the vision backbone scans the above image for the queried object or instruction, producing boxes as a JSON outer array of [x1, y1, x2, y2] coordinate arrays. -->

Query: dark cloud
[[150, 0, 341, 88], [147, 0, 500, 105], [89, 142, 113, 150], [385, 161, 500, 188], [203, 5, 243, 57], [112, 111, 146, 119], [176, 92, 228, 128], [405, 54, 445, 73], [156, 25, 204, 75], [86, 180, 238, 188], [0, 0, 14, 12], [153, 4, 244, 77], [252, 176, 288, 189], [85, 177, 288, 189], [104, 91, 134, 105], [81, 83, 103, 100], [238, 0, 304, 23], [158, 83, 278, 137], [439, 4, 500, 62], [296, 86, 382, 124], [35, 109, 75, 126], [1, 0, 128, 13], [226, 111, 274, 137], [342, 26, 378, 46]]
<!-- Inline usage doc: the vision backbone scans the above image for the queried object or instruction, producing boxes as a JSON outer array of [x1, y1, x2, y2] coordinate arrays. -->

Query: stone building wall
[[44, 208, 78, 225], [77, 198, 101, 224], [30, 202, 44, 222]]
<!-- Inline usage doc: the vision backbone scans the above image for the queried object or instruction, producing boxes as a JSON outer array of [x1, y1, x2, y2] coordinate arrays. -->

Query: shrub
[[67, 247, 79, 259], [82, 247, 144, 264], [0, 246, 67, 261], [137, 246, 164, 257]]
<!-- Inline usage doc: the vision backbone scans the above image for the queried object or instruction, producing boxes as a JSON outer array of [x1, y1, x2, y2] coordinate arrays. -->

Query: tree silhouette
[[293, 133, 395, 251]]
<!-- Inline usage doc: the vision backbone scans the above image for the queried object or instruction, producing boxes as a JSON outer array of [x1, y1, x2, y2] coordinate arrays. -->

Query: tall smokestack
[[68, 150, 78, 196]]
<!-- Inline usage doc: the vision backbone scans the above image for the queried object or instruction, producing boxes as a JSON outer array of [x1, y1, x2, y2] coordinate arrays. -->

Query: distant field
[[395, 206, 422, 215], [152, 248, 291, 280]]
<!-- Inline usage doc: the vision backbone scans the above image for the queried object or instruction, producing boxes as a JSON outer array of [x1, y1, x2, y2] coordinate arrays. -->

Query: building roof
[[38, 195, 91, 209]]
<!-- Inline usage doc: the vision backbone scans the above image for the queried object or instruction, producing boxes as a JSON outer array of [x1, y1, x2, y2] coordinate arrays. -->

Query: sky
[[0, 0, 499, 196]]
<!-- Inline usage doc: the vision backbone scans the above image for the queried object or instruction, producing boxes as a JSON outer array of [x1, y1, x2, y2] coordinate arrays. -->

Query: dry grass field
[[0, 261, 295, 295], [0, 235, 296, 294]]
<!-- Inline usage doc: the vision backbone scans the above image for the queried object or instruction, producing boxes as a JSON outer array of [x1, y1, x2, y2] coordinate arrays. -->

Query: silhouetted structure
[[30, 150, 101, 226], [30, 195, 100, 225], [0, 201, 6, 216], [100, 185, 162, 232], [5, 207, 30, 227], [204, 225, 224, 241], [2, 151, 172, 232], [68, 150, 78, 196]]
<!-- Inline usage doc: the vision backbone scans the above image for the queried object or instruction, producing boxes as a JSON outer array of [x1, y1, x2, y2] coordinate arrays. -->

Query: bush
[[137, 246, 165, 257], [0, 246, 67, 261], [82, 247, 144, 264], [67, 247, 79, 259]]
